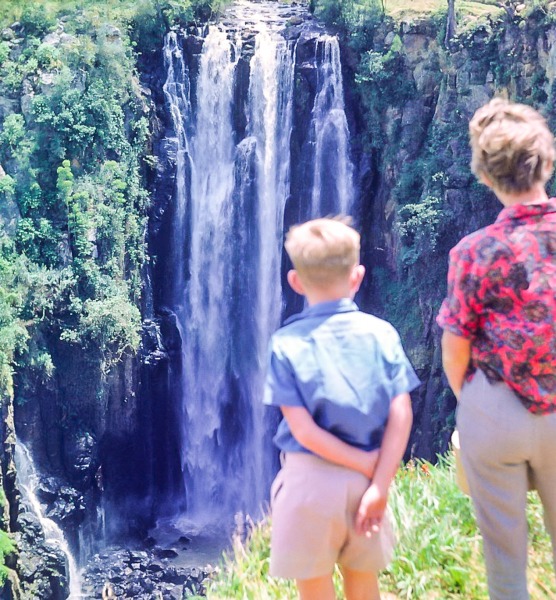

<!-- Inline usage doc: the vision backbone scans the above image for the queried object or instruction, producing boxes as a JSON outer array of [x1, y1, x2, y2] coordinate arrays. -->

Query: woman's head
[[469, 98, 555, 194]]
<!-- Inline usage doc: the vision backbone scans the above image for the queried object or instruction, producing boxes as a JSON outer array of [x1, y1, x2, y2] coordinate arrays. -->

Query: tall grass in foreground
[[207, 455, 555, 599]]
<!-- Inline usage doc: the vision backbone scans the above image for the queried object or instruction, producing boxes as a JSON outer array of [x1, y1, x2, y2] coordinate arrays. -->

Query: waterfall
[[180, 25, 242, 525], [159, 2, 356, 530], [162, 31, 192, 309], [310, 35, 355, 217], [15, 441, 84, 599], [247, 26, 295, 344]]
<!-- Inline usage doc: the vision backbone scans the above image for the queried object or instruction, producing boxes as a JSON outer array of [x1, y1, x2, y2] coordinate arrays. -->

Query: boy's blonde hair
[[284, 217, 360, 286], [469, 98, 555, 194]]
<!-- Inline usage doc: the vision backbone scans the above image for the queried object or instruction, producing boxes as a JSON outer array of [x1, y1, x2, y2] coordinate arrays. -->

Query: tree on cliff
[[445, 0, 456, 48]]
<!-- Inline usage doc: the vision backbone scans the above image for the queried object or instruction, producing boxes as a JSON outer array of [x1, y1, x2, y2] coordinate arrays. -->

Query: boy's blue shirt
[[264, 298, 421, 454]]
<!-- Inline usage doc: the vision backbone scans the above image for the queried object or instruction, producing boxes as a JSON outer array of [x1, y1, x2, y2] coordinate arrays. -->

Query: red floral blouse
[[437, 199, 556, 414]]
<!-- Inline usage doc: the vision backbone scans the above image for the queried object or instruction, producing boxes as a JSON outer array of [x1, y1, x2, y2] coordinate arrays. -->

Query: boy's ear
[[287, 270, 305, 295], [350, 265, 365, 294]]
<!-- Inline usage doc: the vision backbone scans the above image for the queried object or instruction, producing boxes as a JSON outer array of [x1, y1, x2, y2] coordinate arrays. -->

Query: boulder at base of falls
[[81, 545, 214, 599]]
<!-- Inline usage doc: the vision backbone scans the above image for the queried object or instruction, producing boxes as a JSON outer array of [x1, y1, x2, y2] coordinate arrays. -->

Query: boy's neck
[[304, 289, 353, 307], [288, 265, 365, 307]]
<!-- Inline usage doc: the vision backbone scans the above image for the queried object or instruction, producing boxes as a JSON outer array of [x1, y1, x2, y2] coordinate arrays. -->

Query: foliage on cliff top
[[207, 455, 556, 599], [384, 0, 502, 20], [310, 0, 556, 40], [0, 0, 229, 30]]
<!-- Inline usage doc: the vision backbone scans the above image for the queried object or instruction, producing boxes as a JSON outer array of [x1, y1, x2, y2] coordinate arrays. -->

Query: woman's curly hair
[[469, 98, 555, 194]]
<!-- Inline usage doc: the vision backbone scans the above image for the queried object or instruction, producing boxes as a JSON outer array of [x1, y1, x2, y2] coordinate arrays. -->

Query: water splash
[[15, 441, 84, 599]]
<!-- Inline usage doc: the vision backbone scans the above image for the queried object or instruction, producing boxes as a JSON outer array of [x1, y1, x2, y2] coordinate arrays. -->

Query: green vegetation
[[0, 3, 148, 408], [0, 0, 230, 553], [207, 455, 556, 599], [0, 528, 16, 585], [0, 0, 228, 32], [0, 0, 234, 405]]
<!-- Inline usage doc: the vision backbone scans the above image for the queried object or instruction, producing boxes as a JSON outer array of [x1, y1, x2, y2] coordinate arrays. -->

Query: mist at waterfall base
[[127, 2, 357, 560]]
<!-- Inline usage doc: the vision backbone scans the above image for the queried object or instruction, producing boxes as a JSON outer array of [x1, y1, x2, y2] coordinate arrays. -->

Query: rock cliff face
[[348, 6, 556, 459]]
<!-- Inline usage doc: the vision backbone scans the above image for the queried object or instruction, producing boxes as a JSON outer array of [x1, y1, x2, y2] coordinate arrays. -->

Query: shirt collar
[[496, 197, 556, 223], [284, 298, 359, 326]]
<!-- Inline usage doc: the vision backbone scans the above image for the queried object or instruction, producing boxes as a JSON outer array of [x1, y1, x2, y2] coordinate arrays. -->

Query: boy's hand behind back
[[355, 482, 387, 536], [355, 392, 413, 537]]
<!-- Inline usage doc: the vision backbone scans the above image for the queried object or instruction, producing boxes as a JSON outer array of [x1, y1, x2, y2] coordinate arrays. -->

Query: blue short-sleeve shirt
[[264, 298, 421, 453]]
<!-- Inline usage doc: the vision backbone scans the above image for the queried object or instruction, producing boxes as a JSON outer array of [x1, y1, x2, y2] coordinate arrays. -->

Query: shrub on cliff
[[19, 6, 57, 39], [0, 249, 29, 400]]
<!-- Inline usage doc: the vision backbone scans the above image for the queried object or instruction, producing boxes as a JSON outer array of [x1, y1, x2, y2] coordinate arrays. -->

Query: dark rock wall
[[348, 11, 556, 460]]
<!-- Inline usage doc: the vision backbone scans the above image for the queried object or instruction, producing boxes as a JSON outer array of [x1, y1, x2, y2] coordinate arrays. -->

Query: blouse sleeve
[[436, 242, 483, 339]]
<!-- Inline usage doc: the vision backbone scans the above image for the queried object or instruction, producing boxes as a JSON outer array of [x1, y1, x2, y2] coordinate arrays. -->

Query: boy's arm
[[355, 392, 412, 535], [441, 330, 471, 400], [281, 405, 379, 478]]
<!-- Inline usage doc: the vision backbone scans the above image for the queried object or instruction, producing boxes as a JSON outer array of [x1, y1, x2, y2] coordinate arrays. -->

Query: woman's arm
[[280, 405, 379, 478], [441, 330, 472, 400]]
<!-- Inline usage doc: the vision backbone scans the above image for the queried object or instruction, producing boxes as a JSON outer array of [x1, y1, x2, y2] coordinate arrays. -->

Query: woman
[[437, 98, 556, 599]]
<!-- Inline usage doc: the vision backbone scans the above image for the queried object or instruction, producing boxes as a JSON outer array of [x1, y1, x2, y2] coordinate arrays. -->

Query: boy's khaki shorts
[[270, 452, 396, 580]]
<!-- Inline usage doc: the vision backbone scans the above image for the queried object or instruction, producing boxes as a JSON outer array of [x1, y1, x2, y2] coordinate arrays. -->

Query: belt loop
[[280, 451, 286, 467]]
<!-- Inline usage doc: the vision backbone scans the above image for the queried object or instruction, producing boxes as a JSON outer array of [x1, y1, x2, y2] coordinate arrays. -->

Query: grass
[[0, 0, 141, 27], [206, 454, 555, 599], [383, 0, 503, 21]]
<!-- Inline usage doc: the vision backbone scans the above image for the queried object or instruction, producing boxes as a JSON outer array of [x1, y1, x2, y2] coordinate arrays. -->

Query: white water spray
[[15, 441, 84, 599], [310, 35, 355, 217]]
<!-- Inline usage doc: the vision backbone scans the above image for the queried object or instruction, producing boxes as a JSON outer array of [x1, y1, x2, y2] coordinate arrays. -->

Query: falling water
[[162, 31, 193, 308], [310, 35, 355, 217], [160, 2, 356, 529], [15, 441, 84, 599], [247, 26, 295, 343], [180, 25, 241, 524]]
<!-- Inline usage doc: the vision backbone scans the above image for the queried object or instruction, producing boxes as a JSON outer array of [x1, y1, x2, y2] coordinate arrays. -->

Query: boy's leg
[[296, 575, 336, 600], [342, 568, 381, 600]]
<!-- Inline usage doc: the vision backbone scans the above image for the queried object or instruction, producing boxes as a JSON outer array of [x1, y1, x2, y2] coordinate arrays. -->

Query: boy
[[264, 217, 420, 600]]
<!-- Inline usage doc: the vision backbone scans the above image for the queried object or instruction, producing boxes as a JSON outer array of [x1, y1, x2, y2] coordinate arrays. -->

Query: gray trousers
[[457, 369, 556, 600]]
